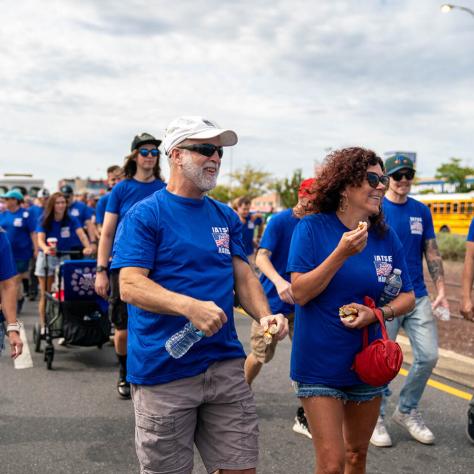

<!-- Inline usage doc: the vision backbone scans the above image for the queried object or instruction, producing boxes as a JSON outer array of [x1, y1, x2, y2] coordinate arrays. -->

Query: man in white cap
[[112, 116, 288, 474]]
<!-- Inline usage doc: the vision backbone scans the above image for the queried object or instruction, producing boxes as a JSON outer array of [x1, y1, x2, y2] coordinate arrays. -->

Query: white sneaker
[[392, 407, 435, 444], [370, 416, 392, 447], [292, 408, 312, 439]]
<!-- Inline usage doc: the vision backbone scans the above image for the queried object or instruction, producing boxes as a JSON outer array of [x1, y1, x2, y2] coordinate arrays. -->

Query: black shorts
[[109, 270, 128, 330]]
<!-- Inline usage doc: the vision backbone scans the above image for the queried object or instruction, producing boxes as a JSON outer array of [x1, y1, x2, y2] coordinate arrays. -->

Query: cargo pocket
[[240, 398, 259, 452], [135, 411, 177, 473]]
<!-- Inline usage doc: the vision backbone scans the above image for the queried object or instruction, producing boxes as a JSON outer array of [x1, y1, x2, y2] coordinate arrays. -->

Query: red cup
[[46, 237, 58, 256]]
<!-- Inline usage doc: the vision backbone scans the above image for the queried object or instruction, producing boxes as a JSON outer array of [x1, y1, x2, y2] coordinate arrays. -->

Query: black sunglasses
[[138, 148, 160, 158], [178, 143, 224, 159], [391, 169, 415, 181], [366, 172, 390, 189]]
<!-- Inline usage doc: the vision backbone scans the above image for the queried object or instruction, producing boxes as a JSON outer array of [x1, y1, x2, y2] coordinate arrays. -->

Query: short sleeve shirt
[[259, 209, 299, 314], [111, 189, 247, 385], [382, 197, 435, 298], [0, 229, 17, 281], [37, 216, 82, 252], [287, 212, 413, 386], [95, 193, 109, 225], [467, 218, 474, 242], [241, 213, 263, 256], [0, 208, 36, 261]]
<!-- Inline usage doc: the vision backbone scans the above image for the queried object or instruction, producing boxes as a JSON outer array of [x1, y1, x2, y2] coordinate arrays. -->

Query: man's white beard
[[181, 154, 219, 192]]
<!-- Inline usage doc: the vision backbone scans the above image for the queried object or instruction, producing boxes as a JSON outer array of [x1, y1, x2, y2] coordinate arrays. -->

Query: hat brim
[[387, 164, 415, 175], [186, 129, 238, 147], [133, 139, 162, 150]]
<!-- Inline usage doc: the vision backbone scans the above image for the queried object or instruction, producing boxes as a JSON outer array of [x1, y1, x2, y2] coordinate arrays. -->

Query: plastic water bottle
[[379, 268, 403, 306], [165, 322, 204, 359]]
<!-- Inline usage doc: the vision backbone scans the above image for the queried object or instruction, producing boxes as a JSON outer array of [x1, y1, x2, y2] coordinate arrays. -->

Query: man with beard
[[112, 116, 288, 474]]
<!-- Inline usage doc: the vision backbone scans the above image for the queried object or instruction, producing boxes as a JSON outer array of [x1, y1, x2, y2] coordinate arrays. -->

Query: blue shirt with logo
[[241, 213, 262, 256], [95, 193, 109, 225], [68, 201, 94, 248], [382, 197, 435, 298], [287, 212, 413, 386], [0, 229, 17, 281], [111, 189, 247, 385], [0, 208, 36, 261], [467, 218, 474, 242], [36, 216, 82, 252], [259, 209, 299, 315], [106, 178, 166, 223]]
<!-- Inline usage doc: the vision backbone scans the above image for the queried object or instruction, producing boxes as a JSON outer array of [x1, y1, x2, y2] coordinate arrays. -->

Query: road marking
[[399, 368, 471, 401], [14, 325, 34, 369]]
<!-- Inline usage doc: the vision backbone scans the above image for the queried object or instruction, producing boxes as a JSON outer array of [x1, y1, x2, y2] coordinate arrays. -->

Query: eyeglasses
[[366, 172, 390, 189], [390, 169, 415, 181], [177, 143, 224, 158], [138, 148, 160, 158]]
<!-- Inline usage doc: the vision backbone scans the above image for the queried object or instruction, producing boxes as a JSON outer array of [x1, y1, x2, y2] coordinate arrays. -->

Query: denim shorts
[[293, 381, 386, 403]]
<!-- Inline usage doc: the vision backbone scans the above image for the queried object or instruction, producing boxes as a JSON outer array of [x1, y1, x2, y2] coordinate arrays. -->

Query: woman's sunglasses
[[138, 148, 160, 158], [178, 143, 224, 158], [390, 169, 415, 181], [366, 172, 390, 189]]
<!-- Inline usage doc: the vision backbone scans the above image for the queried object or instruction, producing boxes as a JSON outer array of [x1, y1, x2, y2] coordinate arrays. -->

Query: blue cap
[[1, 190, 24, 201]]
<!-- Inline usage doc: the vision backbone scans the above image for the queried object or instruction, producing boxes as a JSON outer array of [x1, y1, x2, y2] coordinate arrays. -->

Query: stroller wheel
[[45, 345, 54, 370], [33, 323, 42, 353]]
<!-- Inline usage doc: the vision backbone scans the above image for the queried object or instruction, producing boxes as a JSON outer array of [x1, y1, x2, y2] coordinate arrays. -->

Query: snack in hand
[[339, 305, 358, 322], [263, 321, 278, 345], [357, 221, 367, 231]]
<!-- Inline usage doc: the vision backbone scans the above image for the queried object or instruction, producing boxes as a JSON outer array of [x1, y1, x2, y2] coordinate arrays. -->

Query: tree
[[435, 158, 474, 193], [228, 165, 273, 199], [271, 169, 303, 209], [208, 184, 232, 203]]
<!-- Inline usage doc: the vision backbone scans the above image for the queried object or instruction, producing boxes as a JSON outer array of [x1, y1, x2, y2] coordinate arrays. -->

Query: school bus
[[412, 193, 474, 235]]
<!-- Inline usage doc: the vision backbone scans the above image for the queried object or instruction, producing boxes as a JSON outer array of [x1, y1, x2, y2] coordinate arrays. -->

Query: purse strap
[[362, 296, 390, 348]]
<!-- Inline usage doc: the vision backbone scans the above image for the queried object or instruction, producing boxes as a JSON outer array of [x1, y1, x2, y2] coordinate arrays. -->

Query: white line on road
[[14, 325, 34, 369]]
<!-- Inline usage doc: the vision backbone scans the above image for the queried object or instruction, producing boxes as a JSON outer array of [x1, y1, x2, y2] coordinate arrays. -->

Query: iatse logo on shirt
[[373, 255, 393, 283], [409, 216, 423, 235], [211, 226, 230, 255]]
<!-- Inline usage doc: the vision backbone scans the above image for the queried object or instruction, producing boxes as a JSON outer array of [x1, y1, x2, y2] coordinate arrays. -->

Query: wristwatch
[[6, 321, 22, 334], [96, 265, 107, 273]]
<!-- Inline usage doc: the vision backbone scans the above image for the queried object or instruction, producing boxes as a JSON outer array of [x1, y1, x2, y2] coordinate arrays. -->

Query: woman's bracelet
[[383, 304, 395, 321]]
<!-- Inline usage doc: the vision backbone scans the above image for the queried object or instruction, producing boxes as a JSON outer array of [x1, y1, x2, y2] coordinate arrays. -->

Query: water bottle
[[165, 322, 204, 359], [379, 268, 403, 306]]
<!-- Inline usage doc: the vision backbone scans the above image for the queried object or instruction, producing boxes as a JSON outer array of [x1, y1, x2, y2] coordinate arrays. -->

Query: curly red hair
[[306, 147, 387, 235]]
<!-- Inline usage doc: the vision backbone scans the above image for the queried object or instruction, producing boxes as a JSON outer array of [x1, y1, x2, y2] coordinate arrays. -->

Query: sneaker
[[292, 407, 312, 439], [467, 408, 474, 444], [117, 378, 131, 400], [392, 407, 435, 444], [370, 416, 392, 447]]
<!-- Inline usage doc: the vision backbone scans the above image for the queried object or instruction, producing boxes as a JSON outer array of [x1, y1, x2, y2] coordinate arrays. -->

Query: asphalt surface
[[1, 301, 473, 474]]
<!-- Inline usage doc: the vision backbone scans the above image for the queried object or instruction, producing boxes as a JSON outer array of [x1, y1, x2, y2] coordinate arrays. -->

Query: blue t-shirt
[[111, 189, 247, 385], [0, 229, 17, 281], [467, 218, 474, 242], [106, 178, 166, 222], [68, 201, 94, 248], [0, 208, 36, 261], [382, 197, 435, 298], [28, 204, 44, 222], [259, 209, 299, 315], [95, 193, 109, 225], [36, 216, 82, 252], [287, 212, 413, 386], [241, 213, 263, 256]]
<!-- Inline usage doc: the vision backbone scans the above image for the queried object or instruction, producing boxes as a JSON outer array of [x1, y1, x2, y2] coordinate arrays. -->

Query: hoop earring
[[339, 195, 348, 213]]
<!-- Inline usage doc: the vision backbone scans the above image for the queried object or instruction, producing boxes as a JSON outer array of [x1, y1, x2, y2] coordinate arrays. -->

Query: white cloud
[[1, 0, 473, 189]]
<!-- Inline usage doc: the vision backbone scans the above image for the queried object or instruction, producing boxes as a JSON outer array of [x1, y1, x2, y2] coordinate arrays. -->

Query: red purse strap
[[362, 296, 390, 348]]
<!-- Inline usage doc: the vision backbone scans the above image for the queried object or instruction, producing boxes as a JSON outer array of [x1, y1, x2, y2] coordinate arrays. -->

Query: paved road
[[1, 301, 472, 473]]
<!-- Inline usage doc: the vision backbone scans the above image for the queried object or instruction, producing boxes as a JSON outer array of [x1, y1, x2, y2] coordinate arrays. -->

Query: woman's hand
[[95, 272, 110, 299], [8, 331, 23, 359], [44, 247, 56, 256], [339, 303, 377, 329], [83, 246, 94, 256], [336, 226, 368, 258]]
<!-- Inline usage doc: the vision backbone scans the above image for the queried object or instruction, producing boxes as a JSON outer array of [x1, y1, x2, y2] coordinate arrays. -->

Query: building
[[58, 177, 108, 196], [0, 174, 44, 197], [251, 192, 282, 213]]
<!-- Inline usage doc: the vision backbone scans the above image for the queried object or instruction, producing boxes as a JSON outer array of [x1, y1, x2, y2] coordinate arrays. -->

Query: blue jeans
[[381, 295, 438, 416]]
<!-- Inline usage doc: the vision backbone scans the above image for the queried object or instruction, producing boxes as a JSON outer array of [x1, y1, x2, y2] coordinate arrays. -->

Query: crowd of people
[[1, 115, 473, 473]]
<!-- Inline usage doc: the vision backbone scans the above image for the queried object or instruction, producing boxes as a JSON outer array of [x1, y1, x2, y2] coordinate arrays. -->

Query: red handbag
[[352, 296, 403, 387]]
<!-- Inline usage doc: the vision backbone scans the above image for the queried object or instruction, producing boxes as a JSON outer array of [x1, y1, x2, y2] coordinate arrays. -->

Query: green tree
[[271, 169, 303, 209], [435, 158, 474, 193], [208, 184, 232, 203], [229, 165, 273, 199]]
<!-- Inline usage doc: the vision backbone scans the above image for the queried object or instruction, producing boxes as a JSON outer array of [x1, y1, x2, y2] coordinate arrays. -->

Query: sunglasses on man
[[177, 143, 224, 159], [366, 172, 390, 189], [138, 148, 160, 158], [390, 169, 416, 181]]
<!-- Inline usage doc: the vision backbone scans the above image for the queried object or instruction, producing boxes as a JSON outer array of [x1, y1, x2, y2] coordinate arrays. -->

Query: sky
[[1, 0, 473, 190]]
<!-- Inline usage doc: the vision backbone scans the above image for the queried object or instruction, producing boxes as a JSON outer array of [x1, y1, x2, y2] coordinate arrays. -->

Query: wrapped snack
[[339, 305, 358, 322], [263, 321, 278, 345], [357, 221, 367, 231]]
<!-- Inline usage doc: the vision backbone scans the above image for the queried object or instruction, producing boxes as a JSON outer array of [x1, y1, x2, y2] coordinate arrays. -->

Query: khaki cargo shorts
[[250, 312, 294, 364], [132, 358, 258, 474]]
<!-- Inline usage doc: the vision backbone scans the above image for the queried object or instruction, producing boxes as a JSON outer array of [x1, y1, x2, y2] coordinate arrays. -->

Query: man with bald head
[[112, 116, 288, 474]]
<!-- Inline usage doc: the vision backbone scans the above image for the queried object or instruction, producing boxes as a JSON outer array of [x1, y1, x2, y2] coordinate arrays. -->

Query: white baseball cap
[[163, 116, 238, 154]]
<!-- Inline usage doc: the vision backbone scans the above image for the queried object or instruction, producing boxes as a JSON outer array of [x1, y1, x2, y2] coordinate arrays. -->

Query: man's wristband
[[6, 321, 22, 334], [382, 305, 395, 321]]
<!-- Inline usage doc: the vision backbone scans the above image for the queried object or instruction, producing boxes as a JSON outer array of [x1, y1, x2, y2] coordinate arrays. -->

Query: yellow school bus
[[412, 193, 474, 235]]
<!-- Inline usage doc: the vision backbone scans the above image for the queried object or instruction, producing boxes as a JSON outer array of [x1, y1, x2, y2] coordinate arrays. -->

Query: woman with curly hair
[[287, 147, 415, 474]]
